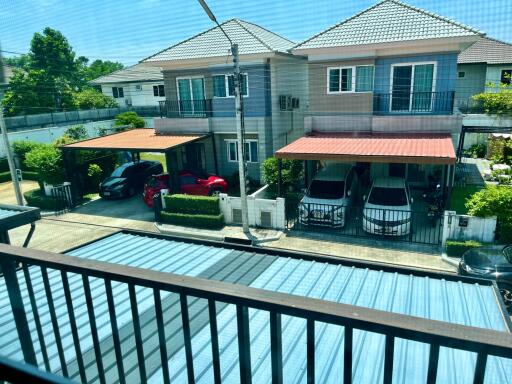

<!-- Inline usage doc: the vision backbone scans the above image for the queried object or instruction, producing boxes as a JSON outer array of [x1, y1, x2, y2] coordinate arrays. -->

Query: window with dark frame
[[213, 74, 248, 97], [501, 69, 512, 85], [153, 84, 165, 97], [112, 87, 124, 98]]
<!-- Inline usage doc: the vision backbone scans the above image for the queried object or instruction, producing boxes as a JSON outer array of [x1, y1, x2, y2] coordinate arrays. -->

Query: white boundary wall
[[219, 185, 285, 229], [442, 210, 497, 245]]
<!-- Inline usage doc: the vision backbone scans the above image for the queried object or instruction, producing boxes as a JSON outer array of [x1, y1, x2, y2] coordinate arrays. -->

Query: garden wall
[[442, 210, 497, 246]]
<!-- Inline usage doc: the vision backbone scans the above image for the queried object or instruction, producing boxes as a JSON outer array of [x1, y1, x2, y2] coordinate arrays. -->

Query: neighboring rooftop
[[458, 37, 512, 64], [294, 0, 481, 51], [0, 231, 510, 383], [90, 64, 163, 85], [142, 19, 295, 63]]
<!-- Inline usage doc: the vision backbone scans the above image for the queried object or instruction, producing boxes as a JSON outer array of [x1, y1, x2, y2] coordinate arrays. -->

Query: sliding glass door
[[177, 77, 205, 116], [391, 63, 434, 112]]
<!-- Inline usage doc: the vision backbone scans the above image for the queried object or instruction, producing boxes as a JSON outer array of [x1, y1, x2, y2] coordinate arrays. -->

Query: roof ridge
[[236, 19, 295, 45], [480, 36, 512, 47], [293, 1, 384, 50], [233, 19, 274, 52]]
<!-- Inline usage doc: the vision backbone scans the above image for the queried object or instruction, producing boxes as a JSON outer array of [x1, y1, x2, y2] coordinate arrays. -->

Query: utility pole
[[198, 0, 250, 235], [0, 48, 24, 206]]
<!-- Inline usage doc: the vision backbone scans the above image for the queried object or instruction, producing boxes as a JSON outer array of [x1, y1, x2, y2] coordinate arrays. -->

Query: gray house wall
[[455, 64, 486, 108]]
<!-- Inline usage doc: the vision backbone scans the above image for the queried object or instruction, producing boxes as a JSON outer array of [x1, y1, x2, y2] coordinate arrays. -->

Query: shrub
[[0, 171, 11, 183], [262, 157, 303, 193], [464, 143, 487, 159], [114, 111, 145, 130], [0, 157, 9, 172], [64, 125, 88, 141], [472, 83, 512, 116], [72, 89, 117, 110], [445, 240, 484, 257], [25, 144, 64, 186], [12, 140, 45, 170], [23, 189, 60, 211], [164, 194, 220, 215], [161, 212, 224, 229], [86, 163, 103, 192], [466, 185, 512, 242]]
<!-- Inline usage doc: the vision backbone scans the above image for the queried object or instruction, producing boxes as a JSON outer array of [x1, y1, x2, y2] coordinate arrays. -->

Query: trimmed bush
[[161, 212, 224, 229], [164, 194, 220, 215], [0, 171, 11, 183], [23, 189, 60, 211], [445, 240, 484, 258], [0, 157, 9, 172]]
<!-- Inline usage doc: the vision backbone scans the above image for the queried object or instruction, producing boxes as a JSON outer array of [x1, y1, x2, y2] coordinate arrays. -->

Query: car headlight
[[112, 184, 124, 190], [461, 262, 494, 275]]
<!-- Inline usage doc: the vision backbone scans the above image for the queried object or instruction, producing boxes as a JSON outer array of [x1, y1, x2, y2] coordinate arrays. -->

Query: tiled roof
[[294, 0, 481, 51], [90, 64, 163, 84], [62, 129, 206, 151], [275, 132, 456, 164], [142, 19, 295, 63], [458, 37, 512, 64]]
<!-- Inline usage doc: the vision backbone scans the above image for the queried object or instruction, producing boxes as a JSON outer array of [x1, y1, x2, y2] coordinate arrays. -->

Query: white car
[[362, 177, 412, 236], [299, 164, 357, 227]]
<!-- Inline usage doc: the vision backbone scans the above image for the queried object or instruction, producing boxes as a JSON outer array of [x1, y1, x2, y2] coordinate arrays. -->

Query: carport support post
[[63, 148, 80, 202], [277, 158, 283, 197], [165, 149, 180, 193]]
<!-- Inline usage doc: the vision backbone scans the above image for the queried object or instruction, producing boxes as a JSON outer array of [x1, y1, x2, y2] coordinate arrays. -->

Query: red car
[[143, 170, 228, 207]]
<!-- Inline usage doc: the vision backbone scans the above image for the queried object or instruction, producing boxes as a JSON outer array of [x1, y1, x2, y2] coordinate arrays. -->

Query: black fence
[[373, 91, 455, 115], [50, 184, 74, 213], [159, 99, 213, 118], [287, 203, 443, 245]]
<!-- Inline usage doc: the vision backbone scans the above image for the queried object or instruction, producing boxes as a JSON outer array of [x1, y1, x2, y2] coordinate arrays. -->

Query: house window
[[112, 87, 124, 98], [153, 85, 165, 97], [390, 62, 436, 112], [226, 140, 258, 163], [501, 69, 512, 85], [213, 74, 248, 97], [328, 66, 374, 93], [458, 71, 466, 78]]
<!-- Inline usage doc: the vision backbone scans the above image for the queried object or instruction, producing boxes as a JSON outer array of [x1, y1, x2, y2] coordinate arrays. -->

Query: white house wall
[[102, 82, 166, 107]]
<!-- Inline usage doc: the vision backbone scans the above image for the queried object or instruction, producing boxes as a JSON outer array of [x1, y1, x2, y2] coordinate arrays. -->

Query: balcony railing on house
[[0, 242, 511, 384], [373, 91, 455, 115], [159, 99, 212, 118]]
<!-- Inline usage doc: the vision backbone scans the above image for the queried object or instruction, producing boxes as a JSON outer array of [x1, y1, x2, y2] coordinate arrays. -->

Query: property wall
[[485, 64, 512, 91], [374, 52, 458, 114], [442, 211, 497, 245], [103, 82, 165, 107], [307, 58, 375, 115], [455, 64, 486, 108]]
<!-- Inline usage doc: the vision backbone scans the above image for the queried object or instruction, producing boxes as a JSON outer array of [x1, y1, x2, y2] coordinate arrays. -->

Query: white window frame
[[327, 66, 355, 94], [213, 73, 249, 98], [175, 75, 205, 101], [226, 139, 258, 163], [389, 61, 437, 113]]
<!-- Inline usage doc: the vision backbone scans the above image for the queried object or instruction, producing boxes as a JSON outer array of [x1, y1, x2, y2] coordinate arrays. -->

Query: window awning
[[275, 132, 456, 165], [61, 129, 208, 152]]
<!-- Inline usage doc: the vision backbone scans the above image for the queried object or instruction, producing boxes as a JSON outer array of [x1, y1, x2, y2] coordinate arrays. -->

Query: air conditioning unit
[[135, 85, 143, 91]]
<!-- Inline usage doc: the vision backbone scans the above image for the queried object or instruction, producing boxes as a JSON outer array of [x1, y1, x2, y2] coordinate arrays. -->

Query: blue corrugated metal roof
[[0, 208, 18, 220], [0, 232, 510, 383]]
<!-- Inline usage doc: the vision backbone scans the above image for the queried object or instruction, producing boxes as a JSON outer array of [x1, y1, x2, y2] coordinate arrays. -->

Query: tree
[[2, 54, 31, 71], [25, 144, 64, 186], [466, 185, 512, 242], [85, 60, 124, 82], [72, 88, 117, 109], [114, 111, 145, 130], [472, 82, 512, 116], [262, 157, 303, 192]]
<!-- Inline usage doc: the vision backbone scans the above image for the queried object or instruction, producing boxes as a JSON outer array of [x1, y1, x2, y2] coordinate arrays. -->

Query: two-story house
[[91, 64, 166, 107], [141, 19, 307, 182], [276, 0, 482, 196]]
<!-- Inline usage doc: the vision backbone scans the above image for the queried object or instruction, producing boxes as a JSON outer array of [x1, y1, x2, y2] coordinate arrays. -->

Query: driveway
[[0, 180, 39, 205]]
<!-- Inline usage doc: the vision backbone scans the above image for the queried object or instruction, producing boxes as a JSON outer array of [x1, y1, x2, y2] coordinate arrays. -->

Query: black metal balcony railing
[[0, 238, 511, 384], [373, 91, 455, 115], [159, 99, 212, 118]]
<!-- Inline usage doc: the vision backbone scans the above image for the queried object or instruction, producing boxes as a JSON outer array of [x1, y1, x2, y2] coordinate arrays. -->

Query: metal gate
[[287, 202, 443, 245], [51, 183, 74, 213]]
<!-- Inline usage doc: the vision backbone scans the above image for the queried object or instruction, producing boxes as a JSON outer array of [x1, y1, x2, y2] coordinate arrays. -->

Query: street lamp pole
[[198, 0, 250, 235]]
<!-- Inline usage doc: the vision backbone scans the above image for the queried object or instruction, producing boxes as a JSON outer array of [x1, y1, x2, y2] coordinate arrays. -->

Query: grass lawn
[[140, 152, 167, 172], [449, 185, 484, 214]]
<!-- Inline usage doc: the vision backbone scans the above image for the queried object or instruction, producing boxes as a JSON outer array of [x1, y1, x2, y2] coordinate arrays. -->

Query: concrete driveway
[[0, 180, 39, 205]]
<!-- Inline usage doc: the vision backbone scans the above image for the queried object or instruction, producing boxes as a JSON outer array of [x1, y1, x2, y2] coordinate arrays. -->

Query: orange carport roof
[[62, 129, 207, 152], [275, 132, 456, 164]]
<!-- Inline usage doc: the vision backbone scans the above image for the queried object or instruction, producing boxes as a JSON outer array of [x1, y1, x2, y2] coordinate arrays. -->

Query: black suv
[[99, 161, 163, 199]]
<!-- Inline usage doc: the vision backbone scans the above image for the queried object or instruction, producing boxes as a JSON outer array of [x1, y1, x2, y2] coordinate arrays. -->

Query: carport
[[275, 132, 457, 197], [0, 203, 40, 246], [61, 129, 217, 200]]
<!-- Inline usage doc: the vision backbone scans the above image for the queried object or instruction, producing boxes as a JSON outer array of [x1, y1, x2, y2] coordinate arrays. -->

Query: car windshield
[[368, 187, 408, 206], [308, 180, 345, 199], [503, 246, 512, 263], [110, 166, 127, 178]]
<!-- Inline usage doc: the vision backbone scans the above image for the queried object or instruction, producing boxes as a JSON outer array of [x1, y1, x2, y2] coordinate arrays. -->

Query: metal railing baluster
[[473, 353, 488, 384], [343, 326, 353, 384], [154, 289, 170, 384], [105, 279, 126, 384], [237, 305, 252, 384], [128, 284, 147, 384], [41, 267, 68, 377], [270, 312, 283, 384], [60, 271, 86, 383], [307, 319, 315, 384], [82, 275, 106, 384], [208, 299, 222, 384], [383, 335, 395, 384], [426, 344, 440, 384], [180, 293, 195, 384]]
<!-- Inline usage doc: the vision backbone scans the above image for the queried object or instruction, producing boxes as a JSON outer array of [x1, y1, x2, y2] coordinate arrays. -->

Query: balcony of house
[[155, 100, 213, 135], [373, 91, 455, 116], [0, 231, 511, 384]]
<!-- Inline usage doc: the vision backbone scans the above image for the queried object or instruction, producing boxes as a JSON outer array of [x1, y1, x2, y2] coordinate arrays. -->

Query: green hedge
[[0, 171, 11, 183], [164, 194, 220, 215], [23, 189, 60, 211], [161, 212, 224, 229], [0, 157, 9, 173], [0, 170, 40, 183], [445, 240, 484, 257]]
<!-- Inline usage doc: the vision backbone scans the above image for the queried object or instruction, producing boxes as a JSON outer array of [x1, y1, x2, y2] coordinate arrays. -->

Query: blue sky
[[1, 0, 511, 65]]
